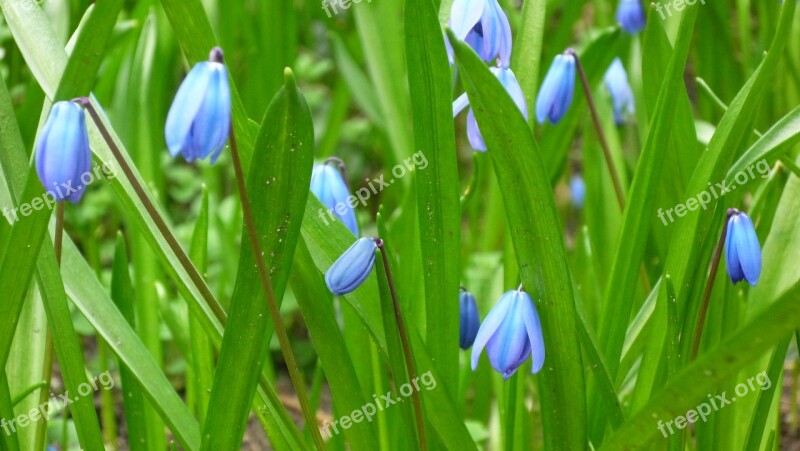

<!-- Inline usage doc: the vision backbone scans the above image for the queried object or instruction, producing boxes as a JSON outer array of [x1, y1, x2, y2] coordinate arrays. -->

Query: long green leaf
[[449, 29, 587, 451], [404, 0, 461, 399]]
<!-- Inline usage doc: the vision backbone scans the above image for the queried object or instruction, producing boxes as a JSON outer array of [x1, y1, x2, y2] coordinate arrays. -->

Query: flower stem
[[374, 239, 427, 450], [76, 98, 227, 326], [690, 209, 735, 361], [570, 50, 625, 210], [228, 129, 325, 450]]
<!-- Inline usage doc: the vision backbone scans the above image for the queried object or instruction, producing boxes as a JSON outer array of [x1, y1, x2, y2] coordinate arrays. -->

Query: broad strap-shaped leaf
[[448, 29, 587, 451], [405, 0, 461, 399], [202, 70, 314, 450]]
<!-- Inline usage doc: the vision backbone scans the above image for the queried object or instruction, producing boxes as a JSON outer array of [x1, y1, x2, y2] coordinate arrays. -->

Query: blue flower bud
[[448, 0, 512, 67], [570, 174, 586, 209], [34, 101, 92, 204], [471, 288, 545, 380], [165, 47, 231, 164], [536, 52, 576, 125], [604, 58, 635, 125], [325, 238, 378, 295], [459, 289, 480, 349], [453, 66, 527, 152], [725, 210, 762, 286], [616, 0, 646, 34], [311, 163, 359, 236]]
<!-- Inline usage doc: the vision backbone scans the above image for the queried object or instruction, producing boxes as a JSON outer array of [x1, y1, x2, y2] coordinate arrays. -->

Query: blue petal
[[471, 290, 514, 370], [35, 101, 92, 203], [519, 293, 545, 374], [733, 213, 761, 285], [310, 164, 359, 236], [165, 62, 213, 159], [453, 92, 470, 118], [604, 58, 635, 125], [192, 63, 231, 163], [485, 291, 532, 379], [459, 290, 481, 349], [536, 54, 576, 124], [466, 109, 487, 152], [492, 66, 528, 120], [725, 215, 745, 284], [476, 0, 512, 66], [449, 0, 486, 40], [616, 0, 646, 34], [325, 238, 377, 295]]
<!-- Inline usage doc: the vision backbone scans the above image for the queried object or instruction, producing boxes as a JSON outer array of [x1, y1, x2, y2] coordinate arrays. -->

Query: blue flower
[[725, 209, 761, 286], [535, 52, 576, 125], [604, 58, 635, 125], [35, 101, 92, 204], [616, 0, 646, 34], [325, 238, 378, 295], [459, 289, 480, 349], [570, 174, 586, 209], [471, 288, 545, 379], [453, 66, 527, 151], [448, 0, 512, 67], [311, 162, 359, 236], [165, 47, 231, 164]]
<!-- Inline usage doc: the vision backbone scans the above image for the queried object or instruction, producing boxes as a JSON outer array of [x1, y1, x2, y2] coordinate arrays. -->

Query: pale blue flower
[[604, 58, 635, 125], [725, 210, 761, 286], [325, 238, 377, 295], [459, 289, 480, 349], [311, 163, 359, 236], [616, 0, 646, 34], [448, 0, 512, 67], [535, 52, 576, 125], [35, 101, 92, 203]]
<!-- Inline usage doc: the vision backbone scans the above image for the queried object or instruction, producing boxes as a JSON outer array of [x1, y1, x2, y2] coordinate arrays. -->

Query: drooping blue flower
[[35, 101, 92, 204], [616, 0, 646, 34], [165, 47, 231, 164], [448, 0, 512, 67], [311, 162, 359, 236], [724, 209, 761, 286], [604, 58, 635, 125], [453, 66, 528, 151], [325, 238, 377, 295], [535, 52, 576, 125], [459, 289, 480, 349], [471, 288, 545, 380], [570, 174, 586, 209]]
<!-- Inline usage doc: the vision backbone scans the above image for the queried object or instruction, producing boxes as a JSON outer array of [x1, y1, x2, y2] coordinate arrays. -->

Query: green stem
[[571, 49, 625, 210], [75, 98, 227, 326], [375, 239, 428, 450], [228, 128, 325, 450], [690, 209, 734, 361]]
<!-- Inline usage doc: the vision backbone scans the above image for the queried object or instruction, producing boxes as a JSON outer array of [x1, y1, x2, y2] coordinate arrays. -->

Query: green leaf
[[448, 29, 587, 451], [404, 0, 461, 399], [511, 0, 546, 128], [111, 234, 149, 451], [202, 69, 313, 450], [599, 280, 800, 450]]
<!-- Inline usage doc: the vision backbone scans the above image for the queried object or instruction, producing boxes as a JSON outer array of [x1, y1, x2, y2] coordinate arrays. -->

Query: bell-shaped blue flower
[[535, 52, 576, 125], [311, 163, 359, 236], [453, 66, 527, 152], [325, 237, 378, 295], [724, 209, 761, 286], [35, 101, 92, 204], [604, 58, 635, 125], [448, 0, 512, 67], [616, 0, 646, 34], [459, 289, 480, 349], [570, 174, 586, 209], [471, 288, 545, 380], [165, 47, 231, 164]]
